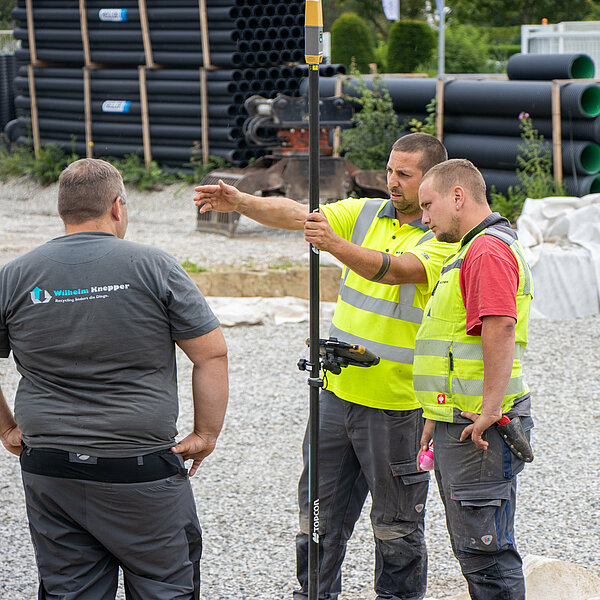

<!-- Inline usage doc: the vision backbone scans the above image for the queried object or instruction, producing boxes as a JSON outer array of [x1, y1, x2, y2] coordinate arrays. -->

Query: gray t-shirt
[[0, 232, 219, 457]]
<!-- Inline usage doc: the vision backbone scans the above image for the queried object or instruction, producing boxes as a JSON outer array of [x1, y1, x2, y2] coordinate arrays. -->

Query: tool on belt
[[496, 415, 534, 462]]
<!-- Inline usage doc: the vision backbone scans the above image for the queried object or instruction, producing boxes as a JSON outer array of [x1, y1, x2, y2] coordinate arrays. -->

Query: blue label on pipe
[[102, 100, 131, 113], [98, 9, 127, 22]]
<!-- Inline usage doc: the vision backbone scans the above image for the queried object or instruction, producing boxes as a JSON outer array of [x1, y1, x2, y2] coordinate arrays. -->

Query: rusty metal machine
[[196, 94, 388, 236]]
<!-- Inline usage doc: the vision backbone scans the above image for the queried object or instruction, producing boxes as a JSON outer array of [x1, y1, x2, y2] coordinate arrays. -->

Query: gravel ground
[[0, 179, 599, 598]]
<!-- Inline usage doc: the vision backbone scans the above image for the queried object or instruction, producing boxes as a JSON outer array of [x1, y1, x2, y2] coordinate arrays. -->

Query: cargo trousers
[[20, 447, 202, 600], [294, 390, 430, 600], [433, 418, 533, 600]]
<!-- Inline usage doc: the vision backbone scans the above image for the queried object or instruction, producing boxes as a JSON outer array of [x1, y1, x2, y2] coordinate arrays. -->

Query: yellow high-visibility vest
[[412, 214, 533, 421], [321, 197, 457, 410]]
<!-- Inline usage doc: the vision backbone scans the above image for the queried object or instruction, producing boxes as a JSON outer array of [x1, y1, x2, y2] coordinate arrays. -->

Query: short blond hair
[[421, 158, 487, 203]]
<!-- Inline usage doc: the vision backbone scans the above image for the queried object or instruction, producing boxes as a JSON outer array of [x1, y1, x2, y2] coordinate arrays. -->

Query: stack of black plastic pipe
[[306, 53, 600, 196], [13, 0, 305, 68], [0, 54, 16, 130], [8, 0, 338, 167]]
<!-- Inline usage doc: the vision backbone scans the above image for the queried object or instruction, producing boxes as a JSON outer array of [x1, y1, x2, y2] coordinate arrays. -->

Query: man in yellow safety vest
[[414, 158, 534, 600], [194, 133, 457, 600]]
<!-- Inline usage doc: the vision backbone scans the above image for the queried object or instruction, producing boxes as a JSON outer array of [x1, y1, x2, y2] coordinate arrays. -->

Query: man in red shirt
[[413, 158, 533, 600]]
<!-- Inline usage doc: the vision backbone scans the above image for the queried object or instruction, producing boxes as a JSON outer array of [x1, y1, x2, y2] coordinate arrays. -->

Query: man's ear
[[453, 186, 466, 210], [111, 196, 123, 221]]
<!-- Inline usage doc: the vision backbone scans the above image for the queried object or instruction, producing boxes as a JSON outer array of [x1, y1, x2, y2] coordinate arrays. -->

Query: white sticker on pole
[[98, 9, 128, 22], [381, 0, 399, 21], [102, 100, 131, 113]]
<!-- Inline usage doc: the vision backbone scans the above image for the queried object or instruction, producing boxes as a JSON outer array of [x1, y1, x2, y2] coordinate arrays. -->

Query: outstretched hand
[[193, 179, 240, 214], [460, 411, 499, 451], [171, 432, 218, 477], [1, 425, 22, 457]]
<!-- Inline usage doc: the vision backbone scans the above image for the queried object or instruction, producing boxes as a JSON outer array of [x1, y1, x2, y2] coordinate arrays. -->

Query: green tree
[[444, 25, 490, 73], [0, 0, 15, 26], [490, 114, 566, 222], [340, 70, 400, 170], [387, 20, 435, 73], [450, 0, 598, 26], [331, 12, 376, 73], [337, 0, 390, 36]]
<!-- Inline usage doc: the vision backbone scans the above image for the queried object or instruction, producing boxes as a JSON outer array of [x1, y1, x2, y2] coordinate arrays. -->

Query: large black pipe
[[15, 48, 246, 67], [13, 6, 245, 22], [306, 77, 600, 119], [444, 80, 600, 119], [18, 65, 253, 82], [15, 75, 247, 96], [15, 95, 242, 118], [16, 136, 245, 163], [444, 133, 600, 174], [13, 116, 242, 142], [301, 76, 437, 114], [15, 28, 252, 45], [440, 113, 600, 143], [481, 168, 600, 197], [507, 53, 595, 80]]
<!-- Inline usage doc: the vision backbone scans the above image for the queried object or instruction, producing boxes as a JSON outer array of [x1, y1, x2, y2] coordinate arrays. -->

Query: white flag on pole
[[382, 0, 399, 21]]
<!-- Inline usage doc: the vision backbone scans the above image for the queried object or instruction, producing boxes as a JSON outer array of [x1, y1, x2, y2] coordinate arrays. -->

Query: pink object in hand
[[419, 448, 434, 471]]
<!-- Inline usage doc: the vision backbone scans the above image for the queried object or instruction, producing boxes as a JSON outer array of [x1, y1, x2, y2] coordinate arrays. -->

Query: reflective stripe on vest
[[335, 200, 431, 329], [412, 221, 532, 421]]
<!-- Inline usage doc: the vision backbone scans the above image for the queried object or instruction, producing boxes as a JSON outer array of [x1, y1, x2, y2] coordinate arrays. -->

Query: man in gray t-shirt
[[0, 158, 228, 599]]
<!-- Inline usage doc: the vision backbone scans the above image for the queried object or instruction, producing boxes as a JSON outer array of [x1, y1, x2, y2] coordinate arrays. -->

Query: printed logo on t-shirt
[[28, 283, 132, 306], [30, 287, 52, 304], [437, 393, 446, 404]]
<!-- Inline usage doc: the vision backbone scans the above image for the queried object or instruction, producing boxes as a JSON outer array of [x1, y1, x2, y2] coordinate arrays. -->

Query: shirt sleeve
[[165, 263, 220, 341], [460, 235, 520, 337], [320, 198, 366, 240], [406, 238, 460, 296], [0, 271, 10, 357]]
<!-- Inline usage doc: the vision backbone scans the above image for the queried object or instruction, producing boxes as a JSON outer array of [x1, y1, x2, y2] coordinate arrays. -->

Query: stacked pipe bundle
[[10, 64, 322, 166], [0, 54, 16, 130], [12, 0, 305, 68], [306, 53, 600, 196], [9, 0, 342, 167]]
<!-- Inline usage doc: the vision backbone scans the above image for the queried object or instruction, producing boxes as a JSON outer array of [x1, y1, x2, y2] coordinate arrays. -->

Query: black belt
[[20, 446, 188, 483]]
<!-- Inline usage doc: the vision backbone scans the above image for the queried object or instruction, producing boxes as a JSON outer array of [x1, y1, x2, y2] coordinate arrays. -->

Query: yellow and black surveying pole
[[304, 1, 323, 599]]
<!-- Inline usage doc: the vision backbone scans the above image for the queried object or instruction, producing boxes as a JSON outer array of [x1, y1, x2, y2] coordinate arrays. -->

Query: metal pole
[[437, 0, 445, 76], [304, 2, 323, 599]]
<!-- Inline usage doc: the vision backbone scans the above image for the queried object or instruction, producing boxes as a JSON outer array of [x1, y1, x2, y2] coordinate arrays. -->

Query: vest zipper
[[447, 344, 454, 396]]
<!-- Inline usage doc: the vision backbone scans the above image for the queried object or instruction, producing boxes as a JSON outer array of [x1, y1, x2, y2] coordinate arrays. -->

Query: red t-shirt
[[459, 235, 520, 337]]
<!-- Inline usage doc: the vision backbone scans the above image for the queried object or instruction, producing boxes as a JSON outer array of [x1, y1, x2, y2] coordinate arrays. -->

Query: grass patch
[[0, 142, 232, 192], [181, 259, 208, 273]]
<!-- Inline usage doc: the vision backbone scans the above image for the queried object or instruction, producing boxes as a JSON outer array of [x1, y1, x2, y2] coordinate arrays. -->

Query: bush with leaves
[[406, 97, 437, 136], [0, 142, 78, 185], [387, 20, 435, 74], [331, 12, 376, 73], [111, 153, 179, 191], [490, 113, 566, 223], [179, 145, 232, 185], [340, 69, 400, 170], [444, 25, 490, 74], [0, 141, 232, 191]]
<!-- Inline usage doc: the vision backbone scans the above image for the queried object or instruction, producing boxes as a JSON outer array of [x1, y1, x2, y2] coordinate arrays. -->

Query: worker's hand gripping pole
[[305, 2, 323, 599]]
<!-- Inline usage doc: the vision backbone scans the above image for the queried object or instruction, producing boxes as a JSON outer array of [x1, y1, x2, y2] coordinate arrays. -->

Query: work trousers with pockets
[[294, 390, 429, 600], [20, 447, 202, 600], [433, 419, 532, 600]]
